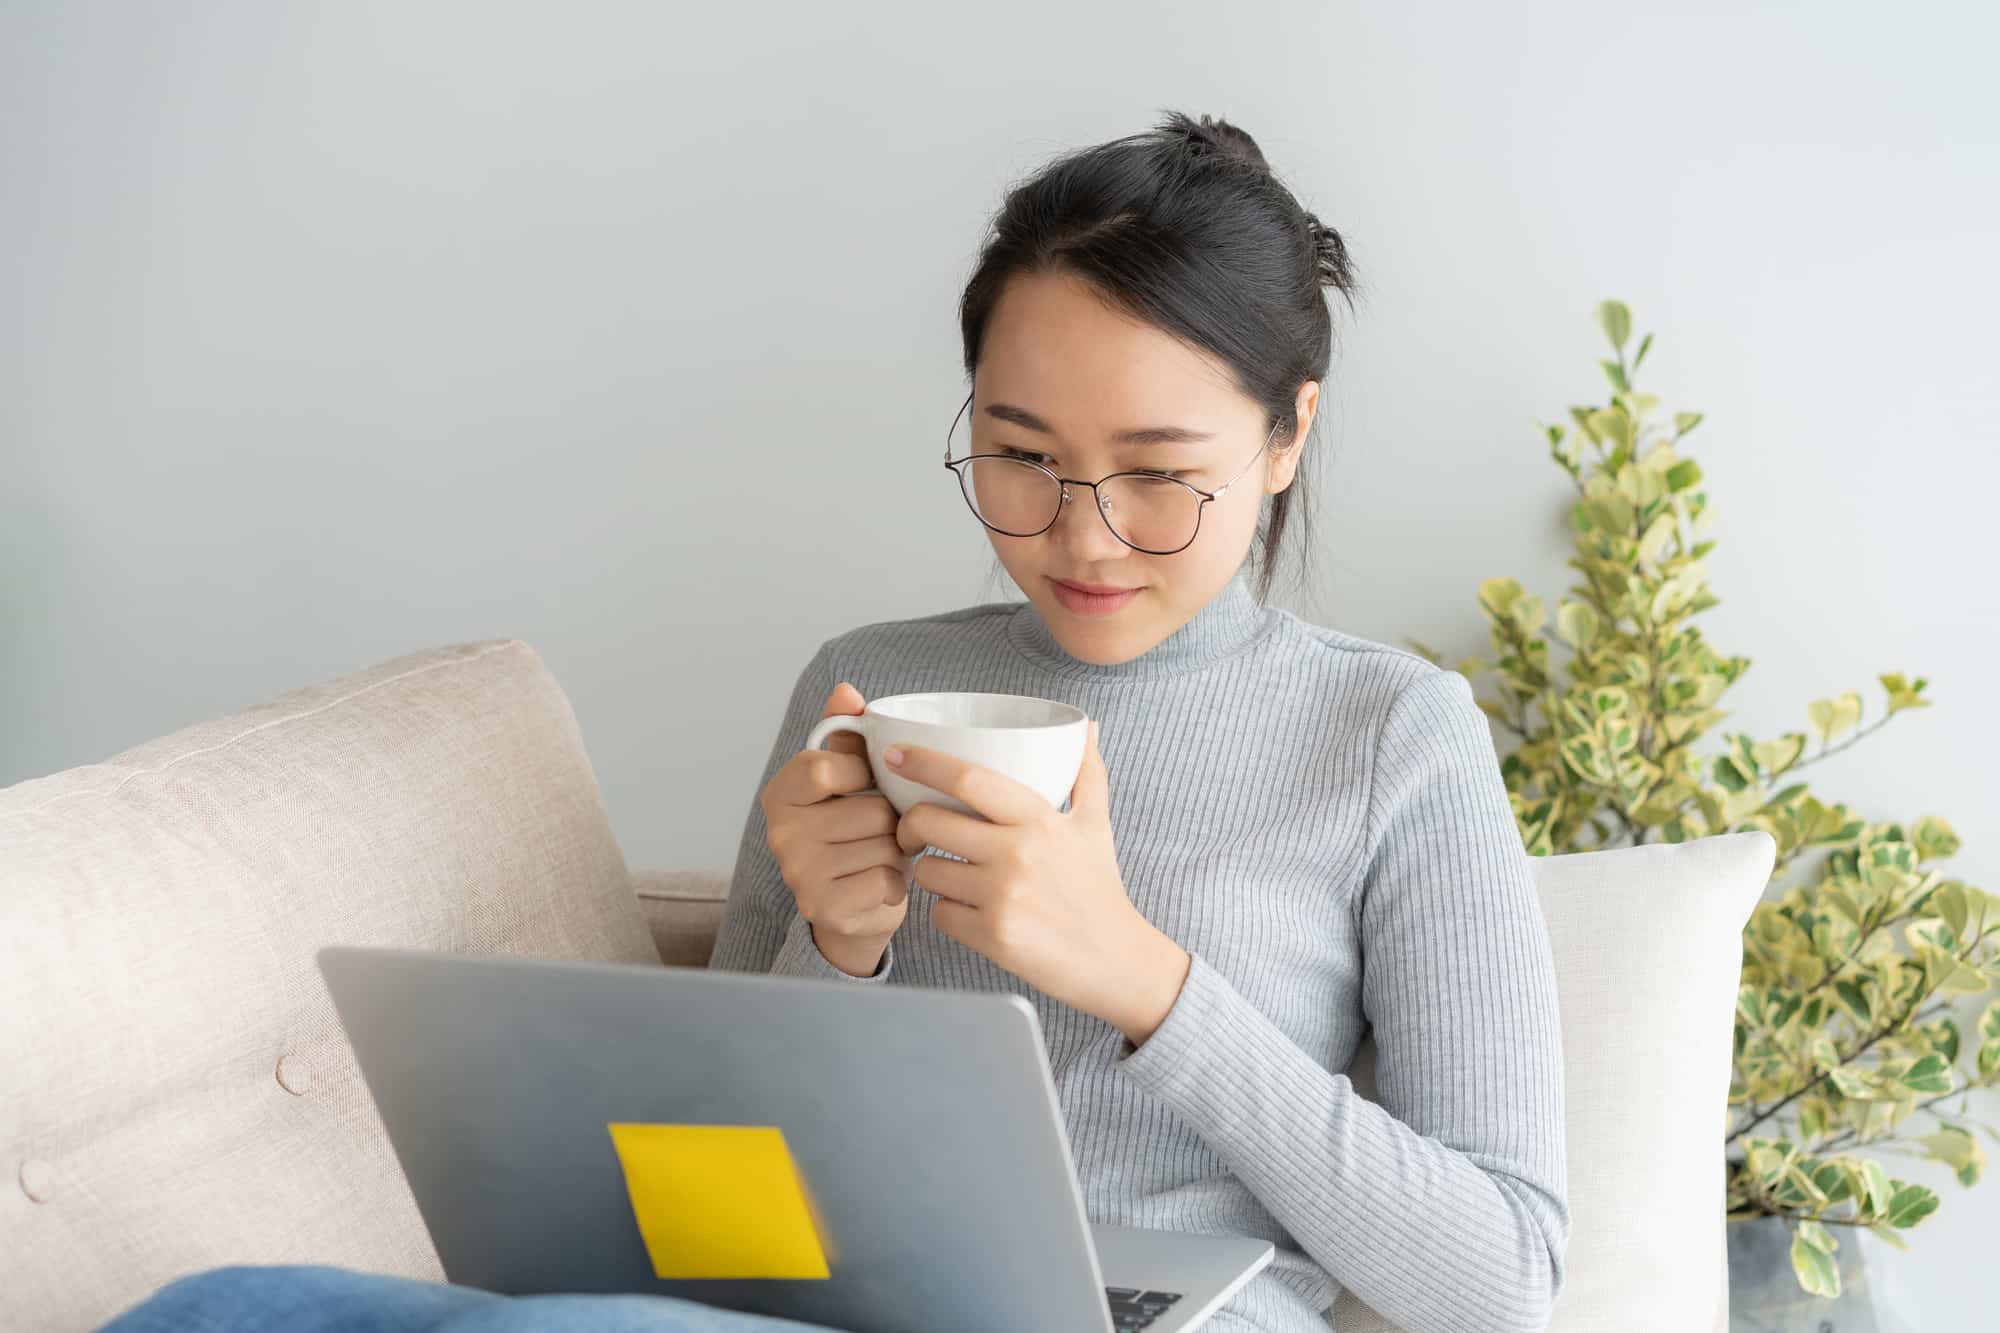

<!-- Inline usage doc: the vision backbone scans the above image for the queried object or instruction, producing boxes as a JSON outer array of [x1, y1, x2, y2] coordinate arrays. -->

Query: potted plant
[[1406, 300, 2000, 1313]]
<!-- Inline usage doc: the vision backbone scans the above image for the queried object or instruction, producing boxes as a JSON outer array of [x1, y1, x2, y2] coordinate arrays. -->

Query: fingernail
[[884, 746, 904, 767]]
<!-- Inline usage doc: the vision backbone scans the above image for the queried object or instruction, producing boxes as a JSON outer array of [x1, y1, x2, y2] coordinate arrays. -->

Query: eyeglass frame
[[941, 390, 1289, 556]]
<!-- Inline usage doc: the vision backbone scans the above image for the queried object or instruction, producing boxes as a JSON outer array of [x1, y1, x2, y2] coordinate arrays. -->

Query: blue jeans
[[99, 1264, 857, 1332]]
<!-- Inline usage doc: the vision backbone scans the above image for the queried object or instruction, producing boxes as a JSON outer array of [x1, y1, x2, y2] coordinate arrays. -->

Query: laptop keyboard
[[1105, 1286, 1185, 1330]]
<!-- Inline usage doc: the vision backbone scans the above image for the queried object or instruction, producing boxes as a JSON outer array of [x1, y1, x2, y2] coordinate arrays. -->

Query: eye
[[998, 447, 1189, 481], [994, 446, 1190, 482]]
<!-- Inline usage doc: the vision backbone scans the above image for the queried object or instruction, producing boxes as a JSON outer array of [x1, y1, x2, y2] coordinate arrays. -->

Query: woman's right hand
[[759, 681, 911, 974]]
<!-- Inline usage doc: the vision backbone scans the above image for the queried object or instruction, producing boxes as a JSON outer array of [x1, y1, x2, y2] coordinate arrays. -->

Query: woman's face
[[968, 269, 1317, 666]]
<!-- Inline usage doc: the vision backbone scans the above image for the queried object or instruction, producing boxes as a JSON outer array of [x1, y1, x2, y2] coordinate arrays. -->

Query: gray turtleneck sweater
[[708, 561, 1569, 1333]]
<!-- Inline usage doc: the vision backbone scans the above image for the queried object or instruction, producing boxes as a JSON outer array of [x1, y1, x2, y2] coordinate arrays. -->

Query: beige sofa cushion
[[639, 830, 1774, 1333], [1, 639, 659, 1331]]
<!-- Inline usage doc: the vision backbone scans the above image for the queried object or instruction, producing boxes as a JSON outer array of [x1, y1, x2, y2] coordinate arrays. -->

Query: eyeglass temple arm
[[1209, 417, 1289, 501]]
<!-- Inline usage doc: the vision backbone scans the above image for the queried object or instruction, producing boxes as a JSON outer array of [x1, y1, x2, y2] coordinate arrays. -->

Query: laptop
[[316, 945, 1273, 1333]]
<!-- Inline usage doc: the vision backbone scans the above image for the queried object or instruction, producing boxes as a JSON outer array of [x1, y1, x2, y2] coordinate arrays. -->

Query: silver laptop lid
[[317, 945, 1118, 1333]]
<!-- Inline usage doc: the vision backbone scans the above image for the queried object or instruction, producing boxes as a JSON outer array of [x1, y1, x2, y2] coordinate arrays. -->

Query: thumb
[[1069, 719, 1107, 816], [821, 681, 867, 756]]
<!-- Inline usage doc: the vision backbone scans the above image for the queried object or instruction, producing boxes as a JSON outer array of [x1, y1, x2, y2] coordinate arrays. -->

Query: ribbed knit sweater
[[708, 559, 1569, 1333]]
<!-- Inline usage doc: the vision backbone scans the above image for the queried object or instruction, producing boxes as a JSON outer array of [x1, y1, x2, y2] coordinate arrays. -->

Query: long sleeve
[[1111, 667, 1568, 1333], [707, 638, 897, 985]]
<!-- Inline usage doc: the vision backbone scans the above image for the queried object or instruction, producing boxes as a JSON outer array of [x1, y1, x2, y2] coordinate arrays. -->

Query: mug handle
[[802, 713, 880, 797]]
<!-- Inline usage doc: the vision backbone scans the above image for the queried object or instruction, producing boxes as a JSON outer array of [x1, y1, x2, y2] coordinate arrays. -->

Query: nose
[[1052, 481, 1132, 561]]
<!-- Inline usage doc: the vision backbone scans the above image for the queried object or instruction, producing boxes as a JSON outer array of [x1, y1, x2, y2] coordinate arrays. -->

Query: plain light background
[[4, 1, 1995, 1324]]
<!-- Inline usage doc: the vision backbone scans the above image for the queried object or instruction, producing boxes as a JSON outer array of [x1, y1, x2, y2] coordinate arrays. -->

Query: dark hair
[[958, 110, 1361, 603]]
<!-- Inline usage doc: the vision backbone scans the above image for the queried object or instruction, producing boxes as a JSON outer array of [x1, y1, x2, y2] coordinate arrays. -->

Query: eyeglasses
[[941, 391, 1284, 556]]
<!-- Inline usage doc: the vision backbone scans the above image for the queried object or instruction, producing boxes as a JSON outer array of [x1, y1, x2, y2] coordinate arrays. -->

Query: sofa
[[1, 638, 1774, 1331]]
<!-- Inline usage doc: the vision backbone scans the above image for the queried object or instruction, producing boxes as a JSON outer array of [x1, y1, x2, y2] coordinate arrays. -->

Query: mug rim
[[869, 691, 1086, 729]]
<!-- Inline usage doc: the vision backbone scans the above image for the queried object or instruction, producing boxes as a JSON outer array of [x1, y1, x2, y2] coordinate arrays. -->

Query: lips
[[1053, 578, 1140, 595]]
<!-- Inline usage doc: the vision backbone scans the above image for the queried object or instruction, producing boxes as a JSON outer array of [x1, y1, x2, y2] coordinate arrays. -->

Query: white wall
[[5, 2, 1994, 1323]]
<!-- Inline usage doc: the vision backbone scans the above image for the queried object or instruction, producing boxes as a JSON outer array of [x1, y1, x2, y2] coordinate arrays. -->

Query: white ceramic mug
[[802, 691, 1090, 819]]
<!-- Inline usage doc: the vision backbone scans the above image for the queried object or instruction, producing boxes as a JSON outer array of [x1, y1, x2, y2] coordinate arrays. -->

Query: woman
[[105, 111, 1567, 1333]]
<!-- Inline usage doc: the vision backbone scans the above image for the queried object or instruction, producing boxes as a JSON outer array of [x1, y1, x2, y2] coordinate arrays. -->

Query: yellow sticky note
[[606, 1122, 831, 1280]]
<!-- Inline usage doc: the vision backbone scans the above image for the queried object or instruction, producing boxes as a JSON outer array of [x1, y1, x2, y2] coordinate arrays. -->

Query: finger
[[786, 748, 876, 803], [882, 744, 1046, 826], [818, 833, 912, 885], [929, 895, 973, 949], [877, 862, 910, 908], [910, 848, 990, 909], [821, 682, 868, 756], [822, 865, 908, 925], [802, 793, 898, 845], [821, 681, 865, 718], [898, 801, 1009, 863], [928, 895, 992, 960]]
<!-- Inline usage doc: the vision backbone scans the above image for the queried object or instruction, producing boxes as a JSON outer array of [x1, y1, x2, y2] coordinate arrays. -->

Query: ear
[[1269, 381, 1316, 493]]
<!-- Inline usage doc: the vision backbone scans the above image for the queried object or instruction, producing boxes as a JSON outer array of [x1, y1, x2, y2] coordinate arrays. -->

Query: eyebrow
[[981, 402, 1215, 446]]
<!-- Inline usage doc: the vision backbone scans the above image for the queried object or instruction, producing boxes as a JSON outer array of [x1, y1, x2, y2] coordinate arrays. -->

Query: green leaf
[[1674, 410, 1704, 437], [1479, 577, 1526, 622], [1592, 407, 1634, 455], [1562, 736, 1607, 783], [1857, 1158, 1894, 1218], [1976, 1000, 2000, 1072], [1600, 359, 1630, 393], [1782, 1163, 1831, 1208], [1919, 1124, 1985, 1187], [1570, 405, 1604, 444], [1885, 1183, 1940, 1228], [1834, 979, 1872, 1025], [1790, 1221, 1840, 1298], [1806, 691, 1863, 746], [1931, 883, 1969, 938], [1753, 734, 1808, 780], [1666, 458, 1703, 492], [1712, 755, 1750, 793], [1764, 781, 1810, 808], [1912, 816, 1961, 860], [1829, 1065, 1890, 1100], [1636, 511, 1677, 567], [1940, 962, 1988, 995], [1879, 672, 1934, 715], [1824, 887, 1867, 925], [1632, 331, 1653, 371], [1598, 299, 1632, 351], [1556, 600, 1601, 652], [1866, 1222, 1909, 1250], [1901, 1052, 1955, 1096], [1807, 1153, 1849, 1200], [1732, 733, 1762, 780], [1512, 594, 1546, 638]]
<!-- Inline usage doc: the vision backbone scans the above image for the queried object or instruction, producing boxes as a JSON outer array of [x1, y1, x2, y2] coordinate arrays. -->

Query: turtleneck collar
[[1004, 561, 1279, 681]]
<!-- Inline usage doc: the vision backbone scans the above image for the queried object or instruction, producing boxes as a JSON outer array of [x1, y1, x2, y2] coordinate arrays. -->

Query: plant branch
[[1725, 949, 1977, 1148], [1816, 1080, 1997, 1154], [1784, 715, 1899, 776]]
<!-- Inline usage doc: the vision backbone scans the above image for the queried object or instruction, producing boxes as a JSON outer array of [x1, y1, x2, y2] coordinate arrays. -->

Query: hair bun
[[1164, 111, 1270, 172], [1304, 211, 1354, 291]]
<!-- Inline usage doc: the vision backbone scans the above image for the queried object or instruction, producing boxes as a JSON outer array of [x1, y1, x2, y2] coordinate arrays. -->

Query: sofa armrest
[[632, 869, 731, 967]]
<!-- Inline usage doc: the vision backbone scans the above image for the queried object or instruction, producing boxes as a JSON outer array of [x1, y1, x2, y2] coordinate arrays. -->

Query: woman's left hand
[[885, 720, 1191, 1047]]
